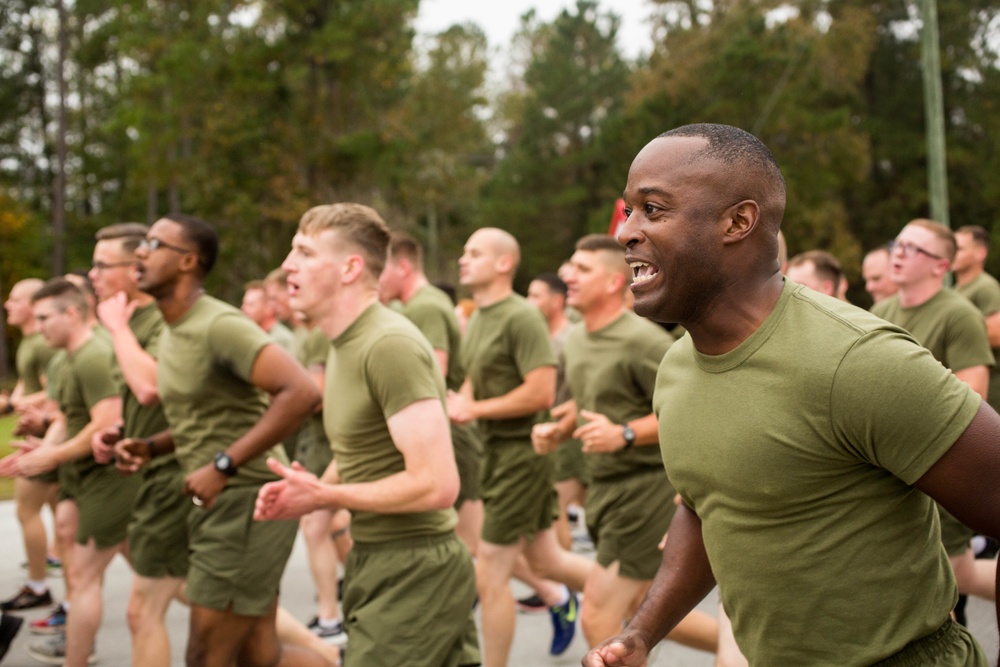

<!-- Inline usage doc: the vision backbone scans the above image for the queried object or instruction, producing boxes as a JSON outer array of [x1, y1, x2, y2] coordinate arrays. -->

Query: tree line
[[2, 0, 999, 320]]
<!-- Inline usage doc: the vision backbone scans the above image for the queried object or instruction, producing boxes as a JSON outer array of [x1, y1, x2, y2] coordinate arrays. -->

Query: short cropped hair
[[906, 218, 956, 263], [163, 213, 218, 276], [388, 232, 424, 271], [264, 268, 288, 288], [95, 223, 149, 254], [298, 204, 390, 279], [956, 225, 990, 249], [532, 273, 567, 299], [788, 250, 843, 287], [244, 279, 266, 293], [657, 124, 786, 236], [575, 233, 631, 288], [31, 277, 89, 318]]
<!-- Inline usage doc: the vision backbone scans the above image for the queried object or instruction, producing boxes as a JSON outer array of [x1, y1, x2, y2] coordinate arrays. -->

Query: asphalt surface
[[0, 499, 995, 666]]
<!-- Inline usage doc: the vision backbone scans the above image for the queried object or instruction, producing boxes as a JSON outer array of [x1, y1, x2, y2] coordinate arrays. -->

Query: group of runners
[[0, 123, 997, 667]]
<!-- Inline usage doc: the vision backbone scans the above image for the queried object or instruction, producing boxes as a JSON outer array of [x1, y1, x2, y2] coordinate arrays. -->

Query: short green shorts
[[72, 462, 141, 550], [452, 422, 483, 507], [296, 419, 333, 477], [480, 438, 557, 546], [342, 533, 479, 667], [937, 504, 975, 556], [552, 438, 586, 483], [873, 619, 987, 666], [586, 468, 675, 580], [187, 484, 297, 616], [29, 469, 60, 485], [128, 456, 190, 579]]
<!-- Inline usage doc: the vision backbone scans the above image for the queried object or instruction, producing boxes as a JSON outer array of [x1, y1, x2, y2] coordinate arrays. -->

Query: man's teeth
[[629, 261, 658, 284]]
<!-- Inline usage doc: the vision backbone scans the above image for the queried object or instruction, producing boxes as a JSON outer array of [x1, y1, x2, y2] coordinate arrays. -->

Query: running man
[[586, 123, 1000, 666], [256, 203, 479, 667]]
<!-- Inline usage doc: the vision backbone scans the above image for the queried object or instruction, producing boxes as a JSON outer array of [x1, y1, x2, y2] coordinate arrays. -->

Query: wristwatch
[[622, 425, 636, 450], [213, 451, 238, 477]]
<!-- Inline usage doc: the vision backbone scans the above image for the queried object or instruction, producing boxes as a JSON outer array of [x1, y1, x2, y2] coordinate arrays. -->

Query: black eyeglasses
[[139, 238, 193, 254], [888, 240, 943, 261], [91, 260, 135, 272]]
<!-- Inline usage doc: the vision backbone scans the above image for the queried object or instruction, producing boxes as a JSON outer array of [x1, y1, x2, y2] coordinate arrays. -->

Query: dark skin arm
[[913, 401, 1000, 662], [184, 344, 321, 508], [583, 502, 716, 666]]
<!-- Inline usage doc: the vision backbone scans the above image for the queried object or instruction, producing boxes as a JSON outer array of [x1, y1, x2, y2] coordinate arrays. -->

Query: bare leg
[[275, 606, 339, 666], [477, 540, 524, 667], [523, 528, 593, 591], [15, 478, 58, 584], [302, 509, 341, 624], [127, 574, 184, 667], [511, 556, 566, 605], [554, 479, 586, 551], [455, 499, 483, 557], [715, 604, 748, 667], [64, 538, 121, 667], [950, 548, 997, 600], [580, 560, 648, 647], [54, 500, 79, 603]]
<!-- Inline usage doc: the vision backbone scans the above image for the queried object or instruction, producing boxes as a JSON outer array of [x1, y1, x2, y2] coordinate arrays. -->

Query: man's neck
[[471, 280, 513, 309], [19, 320, 39, 336], [954, 265, 983, 288], [897, 279, 944, 308], [260, 315, 278, 333], [318, 289, 379, 340], [399, 274, 429, 304], [580, 299, 624, 333], [157, 281, 205, 324], [685, 271, 785, 356]]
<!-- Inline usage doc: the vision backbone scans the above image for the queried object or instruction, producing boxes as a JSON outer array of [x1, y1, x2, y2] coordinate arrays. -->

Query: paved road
[[0, 500, 995, 666]]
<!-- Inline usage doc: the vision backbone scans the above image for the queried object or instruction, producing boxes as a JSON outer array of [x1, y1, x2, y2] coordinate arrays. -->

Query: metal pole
[[920, 0, 949, 228]]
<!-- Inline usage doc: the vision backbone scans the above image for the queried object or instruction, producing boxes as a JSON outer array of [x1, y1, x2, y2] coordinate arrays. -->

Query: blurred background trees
[[2, 0, 1000, 312]]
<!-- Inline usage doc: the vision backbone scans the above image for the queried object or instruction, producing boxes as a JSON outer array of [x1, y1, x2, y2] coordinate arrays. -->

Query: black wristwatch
[[213, 451, 238, 477], [622, 425, 636, 450]]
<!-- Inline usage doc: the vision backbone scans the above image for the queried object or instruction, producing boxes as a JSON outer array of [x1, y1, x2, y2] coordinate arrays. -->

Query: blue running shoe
[[549, 591, 578, 655]]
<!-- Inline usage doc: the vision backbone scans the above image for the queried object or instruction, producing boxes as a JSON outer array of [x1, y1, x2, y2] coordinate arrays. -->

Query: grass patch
[[0, 416, 16, 500]]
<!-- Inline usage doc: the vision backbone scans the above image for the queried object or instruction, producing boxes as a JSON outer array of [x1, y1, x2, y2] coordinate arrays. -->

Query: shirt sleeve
[[509, 308, 556, 377], [365, 334, 444, 420], [830, 329, 981, 485], [207, 312, 272, 382]]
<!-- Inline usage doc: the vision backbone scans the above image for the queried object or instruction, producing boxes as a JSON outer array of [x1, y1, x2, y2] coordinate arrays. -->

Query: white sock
[[552, 585, 570, 608], [27, 581, 47, 595], [318, 617, 341, 629]]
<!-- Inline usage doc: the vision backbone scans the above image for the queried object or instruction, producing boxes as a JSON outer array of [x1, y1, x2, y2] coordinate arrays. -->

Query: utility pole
[[920, 0, 949, 228]]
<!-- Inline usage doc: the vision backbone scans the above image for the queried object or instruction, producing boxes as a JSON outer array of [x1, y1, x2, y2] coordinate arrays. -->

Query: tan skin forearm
[[470, 365, 556, 421], [954, 365, 989, 402]]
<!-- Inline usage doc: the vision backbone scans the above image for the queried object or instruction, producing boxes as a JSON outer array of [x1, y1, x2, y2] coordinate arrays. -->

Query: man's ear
[[721, 200, 761, 245]]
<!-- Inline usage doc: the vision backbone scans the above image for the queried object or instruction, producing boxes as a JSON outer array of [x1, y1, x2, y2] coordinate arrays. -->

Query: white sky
[[414, 0, 657, 61]]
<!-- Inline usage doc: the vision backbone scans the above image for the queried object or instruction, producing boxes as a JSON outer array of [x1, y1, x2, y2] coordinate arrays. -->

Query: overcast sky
[[414, 0, 657, 61]]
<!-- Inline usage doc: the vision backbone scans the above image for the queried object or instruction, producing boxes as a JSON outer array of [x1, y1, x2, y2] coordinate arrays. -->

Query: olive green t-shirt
[[325, 303, 456, 543], [955, 271, 1000, 410], [157, 295, 288, 486], [16, 332, 55, 395], [460, 294, 555, 442], [401, 284, 465, 392], [267, 321, 295, 351], [655, 281, 979, 665], [49, 335, 118, 477], [112, 303, 173, 471], [564, 312, 673, 480], [871, 288, 993, 373]]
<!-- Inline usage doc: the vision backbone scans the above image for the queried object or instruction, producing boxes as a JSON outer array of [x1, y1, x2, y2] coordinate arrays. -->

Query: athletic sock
[[551, 585, 570, 608], [27, 581, 47, 595]]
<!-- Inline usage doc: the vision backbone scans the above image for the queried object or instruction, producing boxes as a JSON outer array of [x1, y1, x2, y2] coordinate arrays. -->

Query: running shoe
[[549, 591, 578, 655], [0, 585, 52, 611], [30, 604, 66, 635], [26, 633, 97, 665], [0, 613, 23, 661], [516, 594, 547, 613]]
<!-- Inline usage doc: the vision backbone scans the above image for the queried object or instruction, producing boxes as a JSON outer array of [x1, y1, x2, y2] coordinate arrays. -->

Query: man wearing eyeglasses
[[872, 218, 997, 608], [118, 214, 324, 667]]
